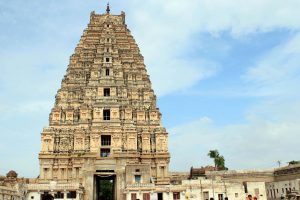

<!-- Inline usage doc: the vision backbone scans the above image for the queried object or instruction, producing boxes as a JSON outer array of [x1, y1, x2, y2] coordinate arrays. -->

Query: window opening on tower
[[100, 148, 110, 157], [134, 175, 141, 183], [106, 69, 110, 76], [104, 88, 110, 96], [101, 135, 111, 146], [103, 109, 110, 120]]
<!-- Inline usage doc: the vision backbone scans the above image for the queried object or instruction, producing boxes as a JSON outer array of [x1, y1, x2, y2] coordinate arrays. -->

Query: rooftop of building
[[275, 162, 300, 171]]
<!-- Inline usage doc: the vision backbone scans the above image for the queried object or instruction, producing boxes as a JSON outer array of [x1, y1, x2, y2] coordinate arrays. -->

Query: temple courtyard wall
[[1, 164, 299, 200]]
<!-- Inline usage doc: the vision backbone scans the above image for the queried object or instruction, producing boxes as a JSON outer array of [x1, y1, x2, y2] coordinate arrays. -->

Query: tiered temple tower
[[38, 6, 170, 200]]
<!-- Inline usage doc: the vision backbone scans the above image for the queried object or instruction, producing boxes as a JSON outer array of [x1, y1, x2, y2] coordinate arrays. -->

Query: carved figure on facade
[[137, 133, 142, 152], [54, 136, 60, 153], [59, 137, 69, 152], [150, 132, 156, 152], [84, 136, 90, 151]]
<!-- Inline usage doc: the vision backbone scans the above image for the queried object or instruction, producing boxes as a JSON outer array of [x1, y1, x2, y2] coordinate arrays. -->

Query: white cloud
[[0, 101, 52, 115], [168, 41, 300, 169], [146, 1, 300, 171], [169, 100, 300, 171], [243, 33, 300, 97], [16, 101, 53, 113], [149, 59, 219, 96], [126, 6, 220, 96], [126, 0, 300, 34], [122, 0, 300, 96]]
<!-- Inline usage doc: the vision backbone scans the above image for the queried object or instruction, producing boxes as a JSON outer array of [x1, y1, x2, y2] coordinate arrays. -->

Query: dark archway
[[42, 193, 54, 200], [95, 175, 115, 200]]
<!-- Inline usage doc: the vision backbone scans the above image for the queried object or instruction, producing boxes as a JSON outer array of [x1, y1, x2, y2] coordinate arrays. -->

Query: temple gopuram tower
[[38, 5, 170, 200]]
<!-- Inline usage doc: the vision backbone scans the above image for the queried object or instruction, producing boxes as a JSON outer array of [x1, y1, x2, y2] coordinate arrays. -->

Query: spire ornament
[[106, 3, 110, 14]]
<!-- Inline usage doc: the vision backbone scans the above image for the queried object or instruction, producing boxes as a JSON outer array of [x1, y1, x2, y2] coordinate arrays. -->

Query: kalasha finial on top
[[106, 3, 110, 14]]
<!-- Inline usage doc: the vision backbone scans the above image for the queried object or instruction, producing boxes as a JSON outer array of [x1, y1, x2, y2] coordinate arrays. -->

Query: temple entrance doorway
[[95, 174, 116, 200], [41, 193, 54, 200]]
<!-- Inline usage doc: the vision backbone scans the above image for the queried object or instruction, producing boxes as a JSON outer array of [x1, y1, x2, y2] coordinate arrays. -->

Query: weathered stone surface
[[38, 8, 170, 200]]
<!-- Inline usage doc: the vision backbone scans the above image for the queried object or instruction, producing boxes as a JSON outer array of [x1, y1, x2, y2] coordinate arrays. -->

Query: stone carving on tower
[[38, 6, 170, 200]]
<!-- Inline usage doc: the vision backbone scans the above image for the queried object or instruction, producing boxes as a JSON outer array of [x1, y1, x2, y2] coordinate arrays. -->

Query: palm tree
[[207, 150, 220, 168], [207, 150, 227, 170], [215, 155, 225, 170]]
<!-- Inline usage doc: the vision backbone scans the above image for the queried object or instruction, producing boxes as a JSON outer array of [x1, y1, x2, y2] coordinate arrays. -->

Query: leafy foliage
[[207, 150, 227, 170], [288, 160, 300, 165]]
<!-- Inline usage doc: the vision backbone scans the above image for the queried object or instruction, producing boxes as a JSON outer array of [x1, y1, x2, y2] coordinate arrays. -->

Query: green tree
[[208, 150, 219, 160], [215, 155, 226, 170], [288, 160, 300, 165], [207, 150, 219, 168], [207, 150, 227, 170]]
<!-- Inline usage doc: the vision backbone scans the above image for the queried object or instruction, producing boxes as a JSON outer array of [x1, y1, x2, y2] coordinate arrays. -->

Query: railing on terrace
[[27, 183, 81, 191], [126, 183, 155, 188]]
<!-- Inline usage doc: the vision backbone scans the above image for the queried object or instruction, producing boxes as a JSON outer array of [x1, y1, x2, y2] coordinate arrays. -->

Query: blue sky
[[1, 0, 300, 178]]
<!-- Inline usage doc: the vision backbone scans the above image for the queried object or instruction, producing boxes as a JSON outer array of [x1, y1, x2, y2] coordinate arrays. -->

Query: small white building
[[26, 181, 84, 200], [265, 163, 300, 200], [125, 178, 246, 200]]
